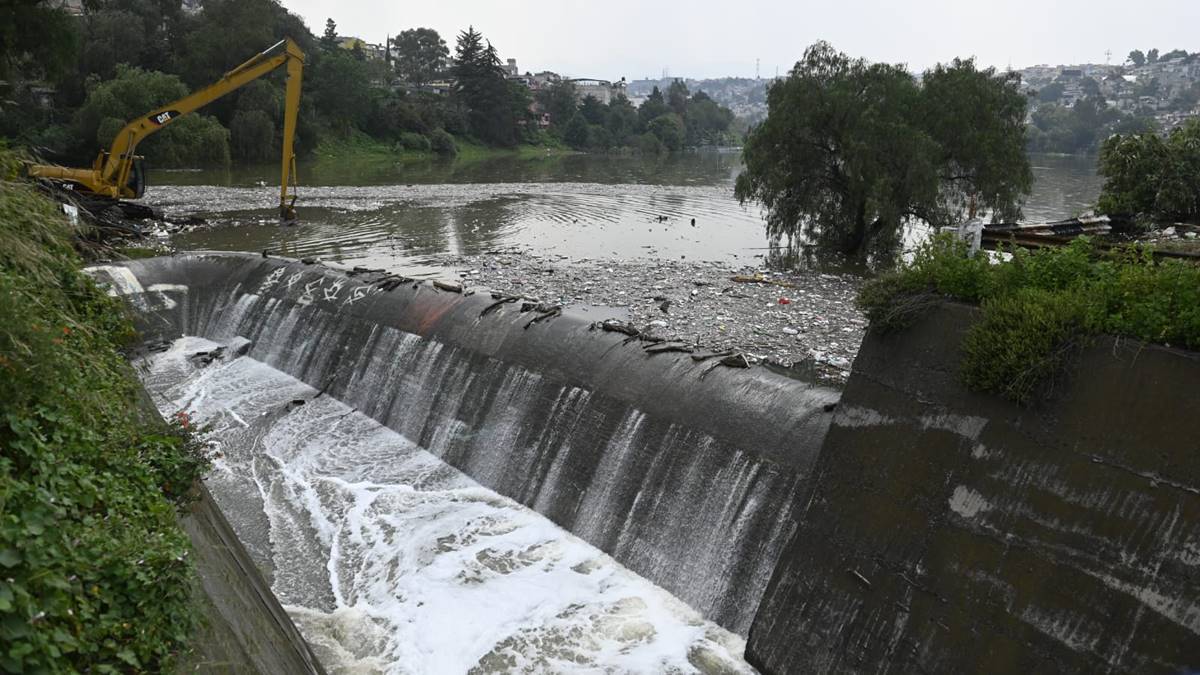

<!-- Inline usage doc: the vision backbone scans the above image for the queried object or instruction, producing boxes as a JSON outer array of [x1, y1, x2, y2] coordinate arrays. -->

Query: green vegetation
[[540, 79, 737, 152], [858, 235, 1200, 403], [2, 2, 737, 171], [1098, 119, 1200, 223], [736, 43, 1031, 260], [1026, 97, 1158, 155], [0, 154, 210, 670]]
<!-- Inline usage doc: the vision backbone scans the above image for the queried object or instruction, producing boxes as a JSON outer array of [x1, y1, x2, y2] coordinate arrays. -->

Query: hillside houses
[[1020, 54, 1200, 130]]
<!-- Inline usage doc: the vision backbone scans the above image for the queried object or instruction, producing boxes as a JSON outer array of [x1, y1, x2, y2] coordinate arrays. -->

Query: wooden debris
[[731, 273, 797, 289], [432, 280, 463, 293]]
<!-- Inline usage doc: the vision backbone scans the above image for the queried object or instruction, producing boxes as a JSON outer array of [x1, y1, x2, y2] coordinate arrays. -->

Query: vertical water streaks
[[142, 337, 755, 673], [135, 259, 825, 635]]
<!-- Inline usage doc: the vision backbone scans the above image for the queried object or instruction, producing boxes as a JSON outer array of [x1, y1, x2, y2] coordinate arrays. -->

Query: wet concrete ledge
[[176, 485, 327, 674], [111, 250, 837, 472], [747, 302, 1200, 674]]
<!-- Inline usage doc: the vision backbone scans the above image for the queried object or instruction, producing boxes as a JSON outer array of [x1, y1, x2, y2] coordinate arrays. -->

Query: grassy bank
[[311, 129, 574, 164], [858, 235, 1200, 403], [0, 161, 209, 670]]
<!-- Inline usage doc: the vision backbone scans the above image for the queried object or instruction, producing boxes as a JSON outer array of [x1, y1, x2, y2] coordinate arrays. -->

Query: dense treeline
[[0, 1, 737, 169], [1026, 97, 1157, 155], [541, 79, 737, 153]]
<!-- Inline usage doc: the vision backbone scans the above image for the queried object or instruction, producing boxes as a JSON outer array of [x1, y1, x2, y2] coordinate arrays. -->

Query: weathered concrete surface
[[747, 303, 1200, 674], [175, 486, 326, 674]]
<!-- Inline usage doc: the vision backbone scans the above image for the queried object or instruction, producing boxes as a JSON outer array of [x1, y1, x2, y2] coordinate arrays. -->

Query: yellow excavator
[[29, 38, 305, 221]]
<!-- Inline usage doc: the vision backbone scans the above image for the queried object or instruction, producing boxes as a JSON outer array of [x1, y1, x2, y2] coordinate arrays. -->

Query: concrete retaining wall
[[746, 303, 1200, 673]]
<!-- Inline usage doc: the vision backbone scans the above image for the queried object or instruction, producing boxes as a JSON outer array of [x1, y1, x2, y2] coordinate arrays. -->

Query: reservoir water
[[150, 151, 1102, 274]]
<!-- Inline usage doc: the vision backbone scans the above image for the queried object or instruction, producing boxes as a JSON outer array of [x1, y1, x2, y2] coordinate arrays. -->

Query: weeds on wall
[[0, 167, 210, 671], [857, 234, 1200, 404]]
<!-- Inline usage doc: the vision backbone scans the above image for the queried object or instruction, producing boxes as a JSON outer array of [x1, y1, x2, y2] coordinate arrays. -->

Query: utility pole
[[1105, 49, 1112, 64], [756, 58, 760, 80]]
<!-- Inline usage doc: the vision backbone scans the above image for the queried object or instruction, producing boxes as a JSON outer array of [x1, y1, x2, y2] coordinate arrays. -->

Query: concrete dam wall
[[747, 303, 1200, 674], [98, 252, 838, 636], [100, 253, 1197, 672]]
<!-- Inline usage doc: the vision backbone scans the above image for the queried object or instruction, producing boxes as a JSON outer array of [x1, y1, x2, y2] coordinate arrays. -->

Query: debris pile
[[436, 251, 867, 381]]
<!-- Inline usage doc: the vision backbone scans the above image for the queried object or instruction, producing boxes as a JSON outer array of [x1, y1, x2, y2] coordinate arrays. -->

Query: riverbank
[[312, 130, 576, 165], [431, 251, 867, 381], [0, 175, 207, 670]]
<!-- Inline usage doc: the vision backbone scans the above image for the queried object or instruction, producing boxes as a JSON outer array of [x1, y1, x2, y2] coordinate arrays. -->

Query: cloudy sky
[[280, 0, 1199, 79]]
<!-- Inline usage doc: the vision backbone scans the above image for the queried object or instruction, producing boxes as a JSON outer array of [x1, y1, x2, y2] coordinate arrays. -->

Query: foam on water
[[139, 336, 756, 674]]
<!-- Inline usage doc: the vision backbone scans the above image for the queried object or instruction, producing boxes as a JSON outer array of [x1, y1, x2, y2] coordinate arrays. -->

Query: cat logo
[[149, 110, 180, 126]]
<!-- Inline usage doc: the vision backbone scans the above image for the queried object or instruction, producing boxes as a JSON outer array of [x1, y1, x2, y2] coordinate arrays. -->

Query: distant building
[[338, 36, 387, 61], [568, 78, 627, 105], [529, 71, 562, 90]]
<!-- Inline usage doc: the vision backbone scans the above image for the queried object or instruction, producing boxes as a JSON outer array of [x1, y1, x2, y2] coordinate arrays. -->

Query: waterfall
[[99, 253, 837, 637]]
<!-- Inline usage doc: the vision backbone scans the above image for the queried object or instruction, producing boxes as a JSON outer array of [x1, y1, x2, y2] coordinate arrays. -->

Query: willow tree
[[736, 43, 1031, 260]]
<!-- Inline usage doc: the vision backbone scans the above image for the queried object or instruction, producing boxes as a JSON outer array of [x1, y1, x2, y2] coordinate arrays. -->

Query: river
[[149, 151, 1102, 275], [136, 151, 1103, 673]]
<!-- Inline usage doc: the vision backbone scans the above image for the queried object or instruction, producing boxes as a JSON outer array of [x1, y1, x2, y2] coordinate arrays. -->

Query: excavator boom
[[30, 38, 305, 220]]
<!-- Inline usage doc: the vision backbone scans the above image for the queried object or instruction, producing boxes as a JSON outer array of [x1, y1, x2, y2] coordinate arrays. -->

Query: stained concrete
[[747, 302, 1200, 674], [175, 486, 326, 674]]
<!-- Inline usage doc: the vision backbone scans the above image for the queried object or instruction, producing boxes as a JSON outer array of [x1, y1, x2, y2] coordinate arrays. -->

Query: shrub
[[0, 170, 209, 671], [858, 234, 1200, 403], [396, 131, 432, 153], [1098, 119, 1200, 223], [637, 132, 666, 156], [429, 128, 457, 157], [76, 64, 232, 168]]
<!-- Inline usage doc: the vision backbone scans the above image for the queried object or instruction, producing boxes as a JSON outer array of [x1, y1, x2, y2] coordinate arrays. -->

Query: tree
[[1128, 49, 1146, 67], [1147, 48, 1160, 64], [452, 26, 519, 146], [638, 86, 669, 126], [683, 90, 734, 145], [535, 79, 577, 130], [647, 114, 684, 151], [1098, 120, 1200, 222], [563, 112, 590, 149], [736, 42, 1031, 259], [75, 65, 230, 167], [667, 79, 690, 115], [393, 28, 447, 87], [309, 51, 373, 131], [579, 95, 607, 126], [0, 0, 76, 81], [1037, 81, 1065, 103], [919, 59, 1032, 225], [321, 18, 339, 51], [606, 93, 638, 143], [1161, 49, 1189, 61]]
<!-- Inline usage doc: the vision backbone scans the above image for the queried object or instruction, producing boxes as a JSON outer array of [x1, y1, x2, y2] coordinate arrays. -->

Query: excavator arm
[[30, 38, 305, 220]]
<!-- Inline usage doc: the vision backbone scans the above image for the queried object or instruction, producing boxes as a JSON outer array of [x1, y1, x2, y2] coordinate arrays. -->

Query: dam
[[98, 251, 836, 671], [95, 252, 1200, 673]]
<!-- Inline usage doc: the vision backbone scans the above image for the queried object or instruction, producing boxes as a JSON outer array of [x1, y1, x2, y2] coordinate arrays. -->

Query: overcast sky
[[280, 0, 1199, 80]]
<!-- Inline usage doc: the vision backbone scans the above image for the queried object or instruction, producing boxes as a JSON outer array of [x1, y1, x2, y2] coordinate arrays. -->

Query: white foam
[[139, 337, 756, 674]]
